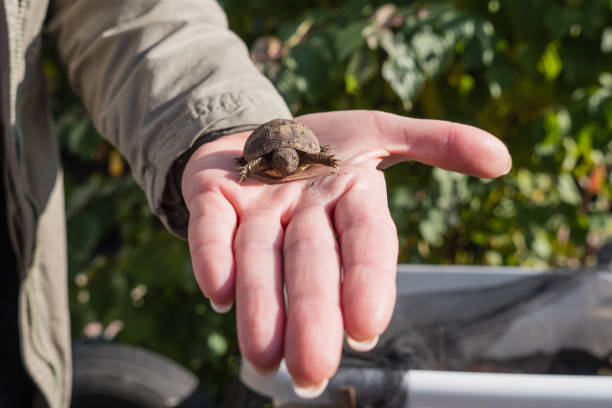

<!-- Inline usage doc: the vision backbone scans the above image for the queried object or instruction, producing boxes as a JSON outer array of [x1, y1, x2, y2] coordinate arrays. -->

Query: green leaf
[[561, 41, 601, 83], [419, 208, 446, 246], [601, 27, 612, 53], [488, 58, 515, 94], [62, 118, 103, 161], [459, 74, 475, 94], [380, 33, 425, 109], [334, 21, 368, 59], [533, 230, 552, 259], [411, 29, 448, 76], [485, 250, 503, 265], [557, 174, 581, 205], [537, 41, 563, 81], [288, 35, 335, 103], [274, 69, 302, 113], [207, 332, 228, 356], [345, 47, 378, 94]]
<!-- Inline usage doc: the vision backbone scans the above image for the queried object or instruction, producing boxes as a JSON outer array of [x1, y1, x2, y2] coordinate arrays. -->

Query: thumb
[[373, 111, 511, 178]]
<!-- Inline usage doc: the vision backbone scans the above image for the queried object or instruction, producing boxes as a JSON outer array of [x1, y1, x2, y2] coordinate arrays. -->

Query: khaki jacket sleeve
[[47, 0, 291, 237]]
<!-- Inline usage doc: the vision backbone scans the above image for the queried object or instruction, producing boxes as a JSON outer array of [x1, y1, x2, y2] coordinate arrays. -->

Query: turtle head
[[271, 147, 299, 174]]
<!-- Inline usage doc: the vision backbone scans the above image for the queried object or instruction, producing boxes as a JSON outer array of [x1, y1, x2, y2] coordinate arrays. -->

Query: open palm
[[181, 110, 511, 394]]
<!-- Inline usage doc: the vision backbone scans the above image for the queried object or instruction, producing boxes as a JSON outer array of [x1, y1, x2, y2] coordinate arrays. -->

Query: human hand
[[181, 110, 511, 396]]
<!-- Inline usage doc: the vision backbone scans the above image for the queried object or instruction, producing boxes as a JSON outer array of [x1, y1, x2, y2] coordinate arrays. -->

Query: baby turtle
[[236, 119, 338, 182]]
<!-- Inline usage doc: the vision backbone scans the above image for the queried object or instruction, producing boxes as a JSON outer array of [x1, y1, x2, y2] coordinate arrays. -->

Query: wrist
[[188, 130, 251, 161]]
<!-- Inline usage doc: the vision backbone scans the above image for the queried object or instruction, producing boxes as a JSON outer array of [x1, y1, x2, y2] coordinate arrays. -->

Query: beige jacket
[[0, 1, 290, 407]]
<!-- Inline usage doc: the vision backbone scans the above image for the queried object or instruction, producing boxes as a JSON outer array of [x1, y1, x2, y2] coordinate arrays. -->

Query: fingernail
[[210, 299, 233, 314], [252, 363, 280, 378], [503, 155, 513, 175], [346, 335, 379, 352], [293, 378, 329, 399]]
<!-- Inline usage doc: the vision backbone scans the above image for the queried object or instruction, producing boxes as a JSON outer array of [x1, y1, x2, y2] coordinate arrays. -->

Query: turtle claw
[[235, 157, 248, 183], [237, 167, 248, 183], [236, 156, 263, 183], [316, 151, 340, 168], [319, 146, 340, 167], [329, 155, 340, 168]]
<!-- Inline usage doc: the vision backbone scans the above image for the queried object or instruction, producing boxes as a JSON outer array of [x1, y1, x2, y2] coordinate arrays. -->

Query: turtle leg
[[300, 149, 339, 168], [236, 156, 269, 182]]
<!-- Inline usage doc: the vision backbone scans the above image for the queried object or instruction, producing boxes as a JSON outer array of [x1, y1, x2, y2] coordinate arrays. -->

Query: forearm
[[47, 0, 290, 235]]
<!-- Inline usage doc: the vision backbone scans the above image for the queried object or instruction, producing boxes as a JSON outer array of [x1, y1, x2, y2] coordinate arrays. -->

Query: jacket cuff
[[150, 89, 292, 239]]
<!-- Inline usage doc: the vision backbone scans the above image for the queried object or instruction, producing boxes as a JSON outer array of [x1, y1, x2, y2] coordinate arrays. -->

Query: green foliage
[[229, 0, 612, 267], [46, 0, 612, 400]]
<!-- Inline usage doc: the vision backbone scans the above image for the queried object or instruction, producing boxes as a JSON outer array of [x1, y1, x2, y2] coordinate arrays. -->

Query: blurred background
[[43, 0, 612, 403]]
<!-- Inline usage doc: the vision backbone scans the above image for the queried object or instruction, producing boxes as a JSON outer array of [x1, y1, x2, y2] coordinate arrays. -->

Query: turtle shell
[[243, 119, 321, 161]]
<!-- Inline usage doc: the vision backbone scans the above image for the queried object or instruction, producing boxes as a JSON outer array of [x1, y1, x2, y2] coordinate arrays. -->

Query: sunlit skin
[[181, 110, 512, 390]]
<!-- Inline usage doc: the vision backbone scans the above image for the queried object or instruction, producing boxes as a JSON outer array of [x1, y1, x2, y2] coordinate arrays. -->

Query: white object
[[240, 265, 612, 407]]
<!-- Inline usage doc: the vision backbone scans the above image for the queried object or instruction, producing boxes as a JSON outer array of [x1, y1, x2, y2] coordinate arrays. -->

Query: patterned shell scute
[[243, 119, 321, 161]]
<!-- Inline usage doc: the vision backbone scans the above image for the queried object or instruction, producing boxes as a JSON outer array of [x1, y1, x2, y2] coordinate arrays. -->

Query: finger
[[284, 203, 343, 389], [334, 185, 398, 347], [234, 210, 285, 371], [371, 110, 511, 177], [187, 190, 237, 308]]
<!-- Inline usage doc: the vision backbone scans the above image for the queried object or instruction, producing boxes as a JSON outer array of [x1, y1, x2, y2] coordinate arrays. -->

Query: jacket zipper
[[13, 1, 28, 161], [13, 0, 39, 230], [12, 1, 63, 407]]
